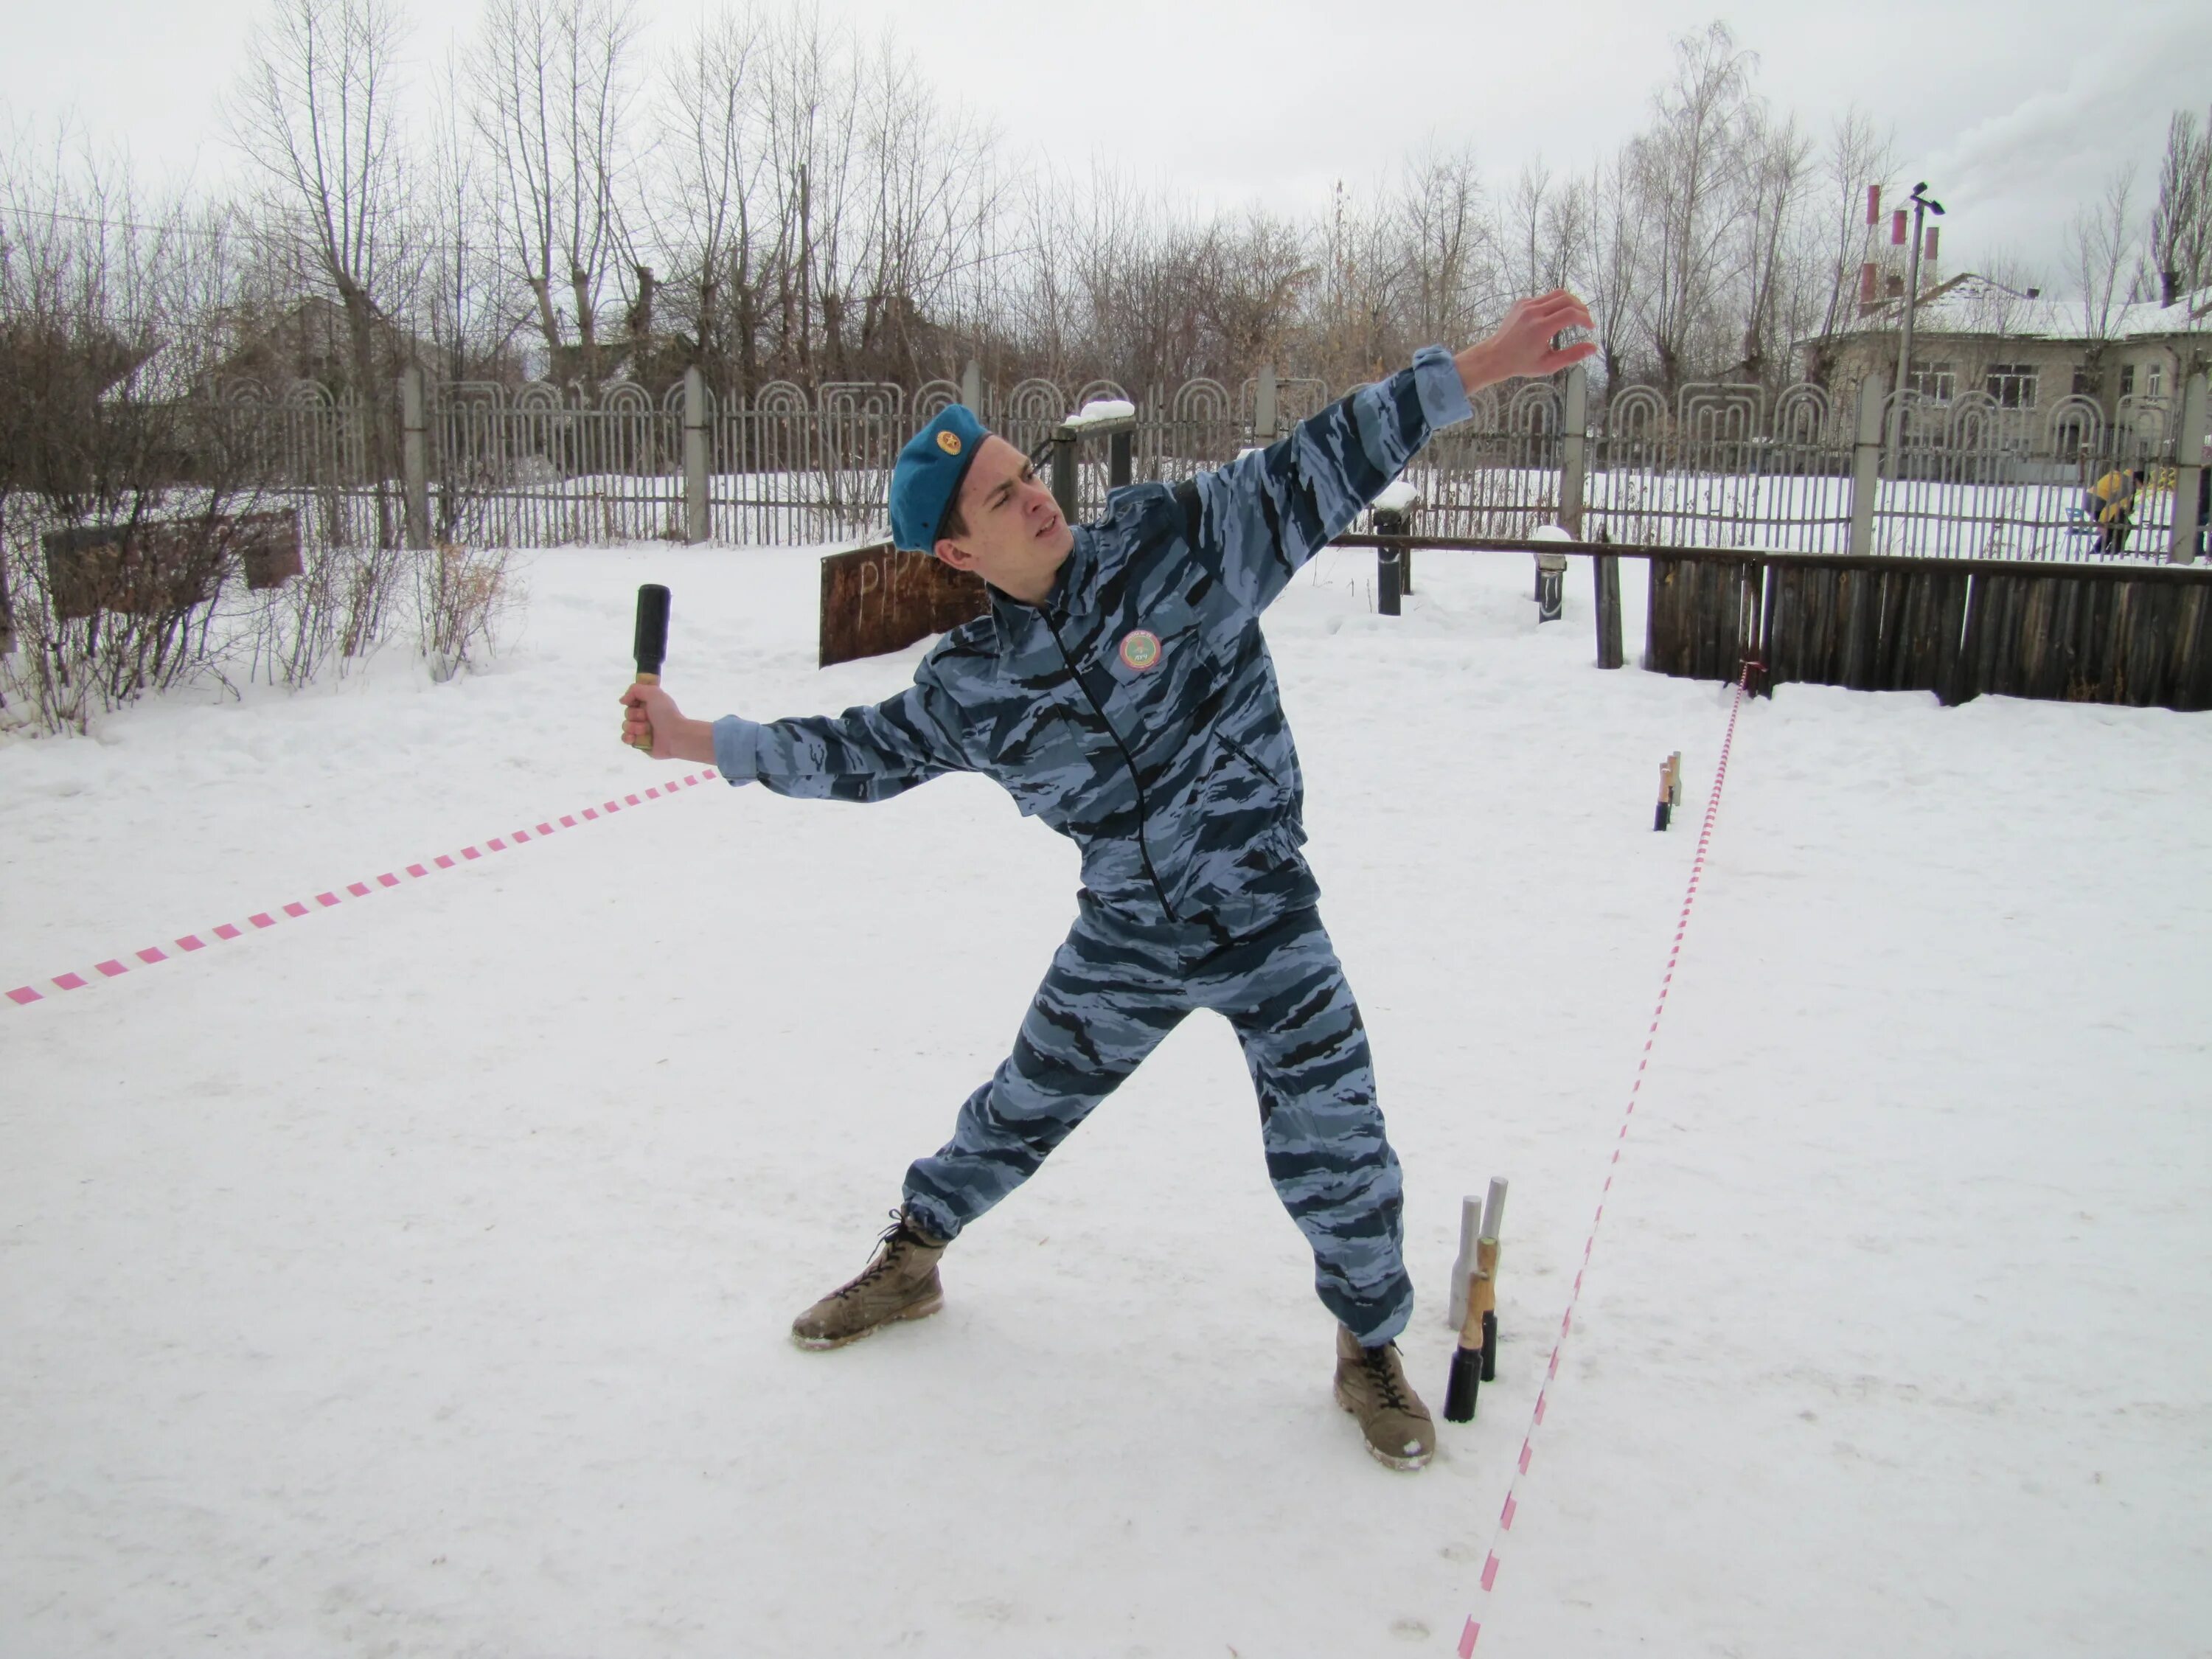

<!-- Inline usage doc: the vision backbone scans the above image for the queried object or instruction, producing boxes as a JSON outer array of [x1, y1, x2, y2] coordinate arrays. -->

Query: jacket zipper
[[1045, 613, 1179, 921]]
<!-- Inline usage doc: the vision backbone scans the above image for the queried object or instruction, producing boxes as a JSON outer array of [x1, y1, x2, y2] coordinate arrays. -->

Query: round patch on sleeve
[[1118, 628, 1162, 671]]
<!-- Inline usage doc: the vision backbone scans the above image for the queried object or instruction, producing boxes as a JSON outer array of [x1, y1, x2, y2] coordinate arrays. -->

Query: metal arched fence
[[186, 366, 2201, 561]]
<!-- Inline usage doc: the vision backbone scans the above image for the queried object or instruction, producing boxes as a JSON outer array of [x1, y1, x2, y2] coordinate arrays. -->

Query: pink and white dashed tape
[[4, 768, 720, 1009], [1456, 664, 1755, 1657]]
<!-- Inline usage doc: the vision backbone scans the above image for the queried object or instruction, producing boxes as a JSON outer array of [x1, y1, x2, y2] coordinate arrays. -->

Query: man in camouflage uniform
[[622, 291, 1596, 1470]]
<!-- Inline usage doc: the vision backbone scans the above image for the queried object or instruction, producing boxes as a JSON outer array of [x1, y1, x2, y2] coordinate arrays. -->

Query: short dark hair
[[937, 497, 969, 543]]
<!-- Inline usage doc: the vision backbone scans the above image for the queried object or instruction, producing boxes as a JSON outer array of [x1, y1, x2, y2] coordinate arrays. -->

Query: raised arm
[[1188, 289, 1596, 616]]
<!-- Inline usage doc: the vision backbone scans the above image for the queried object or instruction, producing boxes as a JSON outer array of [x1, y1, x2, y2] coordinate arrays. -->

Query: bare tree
[[1733, 108, 1811, 385], [1194, 210, 1312, 383], [657, 8, 769, 387], [1506, 158, 1553, 299], [1502, 156, 1587, 303], [2071, 164, 2140, 339], [2147, 106, 2211, 299], [422, 46, 513, 383], [1395, 143, 1495, 348], [470, 0, 643, 388], [1577, 149, 1643, 392], [1538, 175, 1590, 297], [851, 30, 1002, 383], [227, 0, 412, 391], [753, 7, 860, 383], [1628, 21, 1757, 396], [1310, 177, 1399, 389], [227, 0, 414, 567], [1804, 106, 1894, 379]]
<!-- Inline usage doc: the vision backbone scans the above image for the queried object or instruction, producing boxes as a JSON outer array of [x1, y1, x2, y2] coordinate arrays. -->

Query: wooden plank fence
[[1642, 549, 2212, 710], [1330, 532, 2212, 712]]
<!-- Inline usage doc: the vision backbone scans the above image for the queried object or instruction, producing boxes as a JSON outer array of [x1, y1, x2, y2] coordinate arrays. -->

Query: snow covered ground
[[4, 542, 2209, 1657]]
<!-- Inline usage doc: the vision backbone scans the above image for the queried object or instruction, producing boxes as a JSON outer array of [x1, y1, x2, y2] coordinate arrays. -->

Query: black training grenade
[[633, 583, 670, 681], [627, 584, 671, 752]]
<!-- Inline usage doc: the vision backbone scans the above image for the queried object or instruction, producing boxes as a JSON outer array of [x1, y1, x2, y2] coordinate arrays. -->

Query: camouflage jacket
[[714, 347, 1472, 938]]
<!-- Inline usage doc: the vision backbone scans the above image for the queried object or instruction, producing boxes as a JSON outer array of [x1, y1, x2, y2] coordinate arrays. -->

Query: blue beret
[[888, 403, 989, 552]]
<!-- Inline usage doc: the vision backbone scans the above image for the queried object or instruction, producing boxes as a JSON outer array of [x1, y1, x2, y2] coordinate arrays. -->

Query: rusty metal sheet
[[818, 541, 987, 668]]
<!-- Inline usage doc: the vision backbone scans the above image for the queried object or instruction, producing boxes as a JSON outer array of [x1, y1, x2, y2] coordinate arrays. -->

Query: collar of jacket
[[984, 524, 1099, 655]]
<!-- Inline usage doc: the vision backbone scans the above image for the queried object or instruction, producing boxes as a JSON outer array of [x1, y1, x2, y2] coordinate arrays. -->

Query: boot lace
[[1360, 1341, 1413, 1413], [834, 1209, 924, 1301]]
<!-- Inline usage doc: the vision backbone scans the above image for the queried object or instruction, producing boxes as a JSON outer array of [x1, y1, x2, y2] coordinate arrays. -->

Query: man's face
[[933, 434, 1074, 602]]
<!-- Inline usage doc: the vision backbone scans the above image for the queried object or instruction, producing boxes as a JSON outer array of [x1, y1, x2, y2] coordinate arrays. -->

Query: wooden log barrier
[[1593, 540, 1624, 669], [818, 541, 987, 669]]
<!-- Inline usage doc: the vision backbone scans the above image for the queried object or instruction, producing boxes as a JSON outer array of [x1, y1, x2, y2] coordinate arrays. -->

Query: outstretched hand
[[1455, 290, 1599, 395]]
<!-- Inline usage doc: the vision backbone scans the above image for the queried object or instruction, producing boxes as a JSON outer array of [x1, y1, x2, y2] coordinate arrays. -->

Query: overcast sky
[[7, 0, 2209, 284]]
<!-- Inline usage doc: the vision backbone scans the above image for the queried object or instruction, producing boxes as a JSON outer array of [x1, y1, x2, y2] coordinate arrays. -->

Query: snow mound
[[1062, 398, 1135, 431]]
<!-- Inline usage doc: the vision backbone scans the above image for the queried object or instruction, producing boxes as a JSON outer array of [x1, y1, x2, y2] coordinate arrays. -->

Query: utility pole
[[1884, 182, 1946, 476]]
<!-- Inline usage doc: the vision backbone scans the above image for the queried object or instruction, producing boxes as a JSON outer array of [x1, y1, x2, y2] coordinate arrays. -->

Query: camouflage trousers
[[902, 896, 1414, 1346]]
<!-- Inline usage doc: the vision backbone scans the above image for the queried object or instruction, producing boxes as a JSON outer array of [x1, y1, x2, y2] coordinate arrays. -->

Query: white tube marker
[[1447, 1194, 1483, 1328]]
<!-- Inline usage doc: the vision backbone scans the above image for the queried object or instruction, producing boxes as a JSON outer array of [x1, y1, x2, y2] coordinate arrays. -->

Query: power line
[[0, 200, 482, 259]]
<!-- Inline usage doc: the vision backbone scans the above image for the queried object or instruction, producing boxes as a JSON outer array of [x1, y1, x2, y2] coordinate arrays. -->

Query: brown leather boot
[[1333, 1325, 1435, 1471], [790, 1211, 948, 1350]]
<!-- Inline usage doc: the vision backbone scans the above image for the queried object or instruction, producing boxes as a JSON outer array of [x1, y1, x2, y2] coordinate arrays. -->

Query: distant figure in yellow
[[2086, 467, 2146, 554]]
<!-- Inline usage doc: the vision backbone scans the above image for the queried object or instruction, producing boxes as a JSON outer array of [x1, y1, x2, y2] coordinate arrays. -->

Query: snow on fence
[[167, 364, 2209, 566]]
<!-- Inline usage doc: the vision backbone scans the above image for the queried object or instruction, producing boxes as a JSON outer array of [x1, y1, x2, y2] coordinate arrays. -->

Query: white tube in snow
[[1481, 1177, 1509, 1243], [1446, 1194, 1484, 1327]]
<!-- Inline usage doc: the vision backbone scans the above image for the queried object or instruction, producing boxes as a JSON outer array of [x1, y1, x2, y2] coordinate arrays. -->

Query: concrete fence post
[[683, 365, 709, 545], [400, 364, 430, 550], [2170, 366, 2208, 565], [1562, 364, 1622, 663], [1254, 364, 1279, 446], [1847, 373, 1885, 557], [1050, 426, 1077, 523], [960, 358, 982, 414], [1560, 364, 1588, 537]]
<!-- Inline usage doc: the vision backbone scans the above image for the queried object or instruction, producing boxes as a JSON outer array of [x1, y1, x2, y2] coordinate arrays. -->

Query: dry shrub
[[417, 540, 516, 681]]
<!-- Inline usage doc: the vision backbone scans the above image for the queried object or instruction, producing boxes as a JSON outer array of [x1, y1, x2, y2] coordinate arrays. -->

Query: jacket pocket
[[1214, 731, 1279, 789]]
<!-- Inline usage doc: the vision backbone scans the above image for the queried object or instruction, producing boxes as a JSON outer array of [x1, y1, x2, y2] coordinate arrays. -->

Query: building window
[[2071, 366, 2095, 397], [2119, 364, 2136, 398], [2147, 364, 2164, 397], [1907, 361, 1956, 403], [1986, 364, 2039, 408]]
